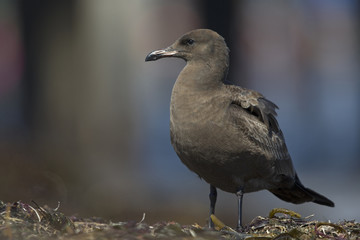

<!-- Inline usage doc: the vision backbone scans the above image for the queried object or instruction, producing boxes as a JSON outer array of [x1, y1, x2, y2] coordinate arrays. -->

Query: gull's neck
[[175, 57, 229, 92]]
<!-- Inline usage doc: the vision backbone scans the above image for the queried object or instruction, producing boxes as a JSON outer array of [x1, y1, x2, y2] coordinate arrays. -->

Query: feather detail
[[226, 85, 280, 134]]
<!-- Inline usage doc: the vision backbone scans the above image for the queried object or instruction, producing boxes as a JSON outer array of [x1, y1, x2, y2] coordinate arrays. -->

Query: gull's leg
[[209, 185, 217, 228], [236, 189, 244, 231]]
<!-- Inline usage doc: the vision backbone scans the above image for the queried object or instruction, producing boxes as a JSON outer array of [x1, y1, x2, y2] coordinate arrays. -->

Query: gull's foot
[[236, 225, 244, 233], [208, 218, 214, 230]]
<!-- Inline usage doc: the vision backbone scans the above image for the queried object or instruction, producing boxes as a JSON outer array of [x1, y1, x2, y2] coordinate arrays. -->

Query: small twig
[[28, 205, 41, 222], [31, 200, 47, 216], [54, 202, 61, 212], [304, 214, 315, 219], [137, 213, 146, 224]]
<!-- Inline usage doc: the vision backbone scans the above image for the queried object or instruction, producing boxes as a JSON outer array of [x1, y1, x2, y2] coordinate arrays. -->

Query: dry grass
[[0, 200, 359, 239]]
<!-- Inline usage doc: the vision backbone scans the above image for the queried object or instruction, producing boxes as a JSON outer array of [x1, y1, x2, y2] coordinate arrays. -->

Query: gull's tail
[[270, 174, 335, 207]]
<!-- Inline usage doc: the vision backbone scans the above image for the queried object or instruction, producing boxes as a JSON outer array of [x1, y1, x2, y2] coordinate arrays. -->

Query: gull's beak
[[145, 47, 179, 61]]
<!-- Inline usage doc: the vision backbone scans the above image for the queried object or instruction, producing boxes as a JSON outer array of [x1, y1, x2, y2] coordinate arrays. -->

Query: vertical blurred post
[[202, 0, 245, 86], [0, 1, 24, 134], [18, 0, 74, 131]]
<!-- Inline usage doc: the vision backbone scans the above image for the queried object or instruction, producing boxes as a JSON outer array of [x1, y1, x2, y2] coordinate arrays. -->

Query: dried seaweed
[[0, 201, 359, 240]]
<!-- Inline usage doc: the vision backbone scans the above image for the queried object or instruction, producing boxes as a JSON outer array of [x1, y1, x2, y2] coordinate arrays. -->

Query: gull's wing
[[225, 85, 334, 207], [225, 84, 294, 178]]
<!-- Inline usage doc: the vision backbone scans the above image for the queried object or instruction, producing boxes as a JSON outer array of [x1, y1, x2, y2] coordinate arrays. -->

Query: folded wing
[[225, 84, 294, 178]]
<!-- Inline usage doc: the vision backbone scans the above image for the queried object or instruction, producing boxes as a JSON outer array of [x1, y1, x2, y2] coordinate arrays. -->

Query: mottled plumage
[[145, 29, 334, 230]]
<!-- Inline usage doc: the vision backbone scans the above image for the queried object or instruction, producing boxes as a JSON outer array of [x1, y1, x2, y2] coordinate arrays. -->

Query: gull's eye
[[186, 39, 194, 45], [183, 38, 195, 46]]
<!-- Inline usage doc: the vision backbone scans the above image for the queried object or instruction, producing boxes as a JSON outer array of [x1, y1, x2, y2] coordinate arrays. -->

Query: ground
[[0, 200, 359, 239]]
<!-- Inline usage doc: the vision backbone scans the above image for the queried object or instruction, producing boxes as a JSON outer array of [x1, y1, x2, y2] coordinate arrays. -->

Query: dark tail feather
[[303, 186, 335, 207], [270, 174, 335, 207]]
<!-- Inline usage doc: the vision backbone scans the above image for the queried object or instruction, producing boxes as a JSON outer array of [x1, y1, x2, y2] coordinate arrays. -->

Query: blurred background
[[0, 0, 359, 226]]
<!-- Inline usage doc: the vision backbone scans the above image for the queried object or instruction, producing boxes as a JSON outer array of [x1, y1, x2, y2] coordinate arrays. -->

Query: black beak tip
[[145, 52, 156, 62], [145, 53, 153, 62]]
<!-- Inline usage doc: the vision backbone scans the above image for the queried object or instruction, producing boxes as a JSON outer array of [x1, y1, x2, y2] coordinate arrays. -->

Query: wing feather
[[225, 84, 294, 177], [226, 85, 279, 133]]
